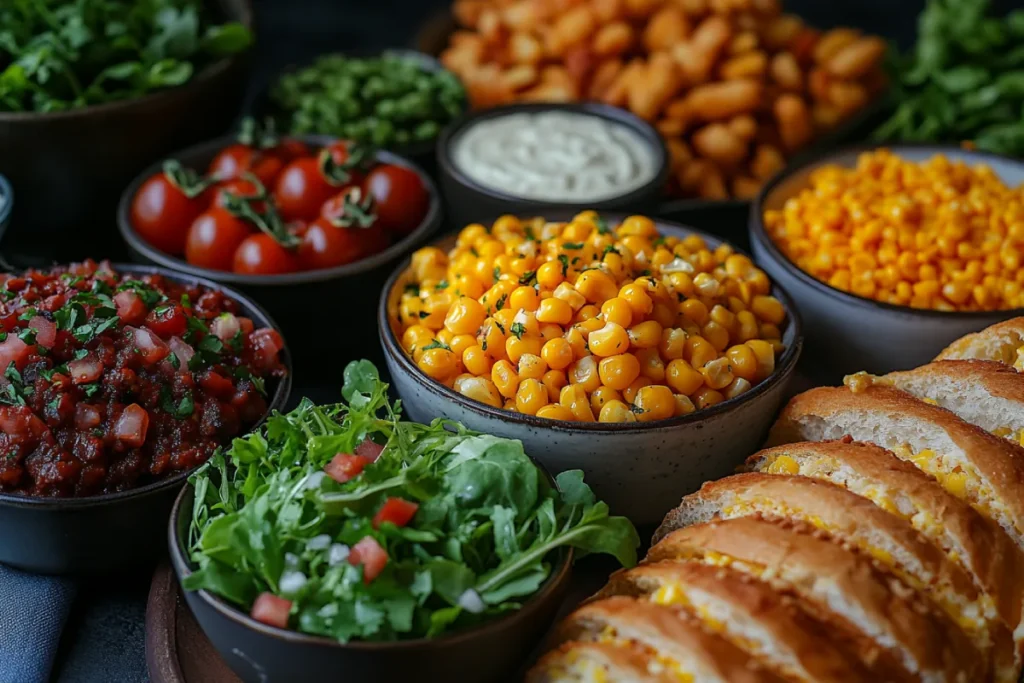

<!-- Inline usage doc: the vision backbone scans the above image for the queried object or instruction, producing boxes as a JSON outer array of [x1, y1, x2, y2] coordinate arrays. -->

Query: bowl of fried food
[[430, 0, 890, 208]]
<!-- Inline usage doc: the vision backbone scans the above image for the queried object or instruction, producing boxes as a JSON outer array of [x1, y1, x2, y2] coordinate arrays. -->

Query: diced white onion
[[307, 534, 331, 551], [660, 257, 695, 274], [458, 588, 485, 614], [328, 544, 350, 566], [279, 570, 307, 595]]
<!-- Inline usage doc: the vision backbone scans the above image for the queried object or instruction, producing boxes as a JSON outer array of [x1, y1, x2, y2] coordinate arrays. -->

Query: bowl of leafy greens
[[170, 360, 638, 683], [0, 0, 254, 252]]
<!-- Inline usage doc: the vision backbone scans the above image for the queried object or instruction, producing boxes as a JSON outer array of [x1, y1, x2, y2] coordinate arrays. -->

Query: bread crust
[[936, 318, 1024, 364], [769, 385, 1024, 546], [745, 440, 1024, 645], [600, 559, 902, 683], [653, 473, 982, 620], [886, 359, 1024, 403], [551, 596, 790, 683], [649, 516, 990, 683], [526, 640, 679, 682]]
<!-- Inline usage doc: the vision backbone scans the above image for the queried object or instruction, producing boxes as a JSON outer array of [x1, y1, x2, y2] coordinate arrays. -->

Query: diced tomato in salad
[[348, 536, 388, 584], [250, 592, 292, 629], [372, 497, 419, 529], [324, 453, 372, 484], [354, 438, 384, 461]]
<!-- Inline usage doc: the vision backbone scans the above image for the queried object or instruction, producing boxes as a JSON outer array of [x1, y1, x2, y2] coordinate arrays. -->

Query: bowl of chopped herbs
[[254, 49, 467, 171], [170, 360, 639, 683], [0, 0, 254, 251]]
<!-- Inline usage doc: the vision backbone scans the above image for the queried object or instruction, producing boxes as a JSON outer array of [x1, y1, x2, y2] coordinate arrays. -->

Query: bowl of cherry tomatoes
[[117, 122, 442, 370]]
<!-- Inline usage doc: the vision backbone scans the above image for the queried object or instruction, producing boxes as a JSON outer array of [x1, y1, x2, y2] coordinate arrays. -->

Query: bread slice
[[653, 473, 986, 646], [649, 516, 993, 683], [768, 385, 1024, 548], [547, 596, 789, 683], [936, 317, 1024, 370], [745, 440, 1024, 658], [844, 360, 1024, 445], [598, 559, 904, 683], [526, 640, 680, 682]]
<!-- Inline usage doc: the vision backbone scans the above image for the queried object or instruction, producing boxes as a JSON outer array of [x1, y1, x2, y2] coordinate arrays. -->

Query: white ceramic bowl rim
[[117, 134, 442, 287], [750, 142, 1024, 321], [379, 214, 804, 433]]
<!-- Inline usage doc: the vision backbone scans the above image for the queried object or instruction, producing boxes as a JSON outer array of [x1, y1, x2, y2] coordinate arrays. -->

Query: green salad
[[269, 53, 466, 148], [875, 0, 1024, 156], [0, 0, 252, 112], [184, 361, 639, 642]]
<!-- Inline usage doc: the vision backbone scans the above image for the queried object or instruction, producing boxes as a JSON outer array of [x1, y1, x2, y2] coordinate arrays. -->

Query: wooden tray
[[145, 557, 617, 683]]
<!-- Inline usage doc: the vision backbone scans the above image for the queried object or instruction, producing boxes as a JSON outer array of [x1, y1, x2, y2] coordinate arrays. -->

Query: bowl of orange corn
[[750, 144, 1024, 378], [378, 211, 802, 525]]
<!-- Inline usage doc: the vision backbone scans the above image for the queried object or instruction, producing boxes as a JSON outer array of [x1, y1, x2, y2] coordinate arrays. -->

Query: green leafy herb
[[422, 339, 451, 352], [509, 322, 526, 339], [562, 243, 584, 250], [594, 216, 611, 235], [184, 361, 638, 643], [875, 0, 1024, 156], [269, 53, 467, 149], [404, 283, 421, 296], [0, 0, 252, 113], [557, 255, 570, 277], [435, 280, 449, 291], [517, 270, 537, 286]]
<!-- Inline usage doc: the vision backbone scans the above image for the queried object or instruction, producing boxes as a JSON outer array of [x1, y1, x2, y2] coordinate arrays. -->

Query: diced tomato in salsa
[[250, 593, 292, 629], [0, 260, 287, 498], [348, 536, 388, 583], [324, 453, 372, 484], [372, 497, 419, 529]]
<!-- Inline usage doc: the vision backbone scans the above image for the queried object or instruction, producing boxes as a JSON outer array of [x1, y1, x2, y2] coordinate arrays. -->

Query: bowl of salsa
[[0, 260, 291, 574]]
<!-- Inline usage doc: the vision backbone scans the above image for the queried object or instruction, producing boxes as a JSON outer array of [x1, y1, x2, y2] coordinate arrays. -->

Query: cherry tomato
[[277, 139, 311, 162], [185, 210, 252, 271], [319, 188, 389, 257], [363, 164, 429, 236], [212, 178, 267, 214], [233, 234, 299, 275], [208, 145, 285, 188], [298, 219, 365, 271], [130, 172, 206, 255], [273, 157, 338, 222], [322, 140, 368, 187]]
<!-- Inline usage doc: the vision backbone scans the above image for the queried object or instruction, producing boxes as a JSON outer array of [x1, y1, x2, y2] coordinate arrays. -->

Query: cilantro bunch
[[0, 0, 252, 113], [184, 361, 639, 642]]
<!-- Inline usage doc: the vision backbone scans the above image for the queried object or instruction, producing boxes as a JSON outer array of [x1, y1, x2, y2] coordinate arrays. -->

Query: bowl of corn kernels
[[750, 144, 1024, 378], [378, 211, 802, 525]]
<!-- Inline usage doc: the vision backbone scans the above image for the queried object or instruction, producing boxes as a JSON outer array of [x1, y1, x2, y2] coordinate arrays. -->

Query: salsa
[[0, 261, 286, 497]]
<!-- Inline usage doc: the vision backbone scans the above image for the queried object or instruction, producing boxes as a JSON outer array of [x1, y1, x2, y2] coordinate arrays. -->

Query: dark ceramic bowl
[[0, 264, 291, 576], [0, 171, 12, 243], [380, 214, 803, 526], [436, 103, 670, 229], [169, 476, 572, 683], [0, 0, 253, 257], [749, 143, 1024, 379], [251, 49, 467, 174], [117, 134, 442, 376]]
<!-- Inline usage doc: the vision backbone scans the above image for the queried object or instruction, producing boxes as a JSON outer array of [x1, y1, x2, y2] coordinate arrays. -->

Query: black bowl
[[0, 171, 12, 244], [117, 134, 443, 377], [0, 0, 253, 258], [251, 49, 467, 175], [436, 102, 670, 229], [0, 264, 292, 576], [169, 476, 572, 683]]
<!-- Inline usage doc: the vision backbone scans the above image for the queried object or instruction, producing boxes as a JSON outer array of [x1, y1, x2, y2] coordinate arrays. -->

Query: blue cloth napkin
[[0, 565, 76, 683]]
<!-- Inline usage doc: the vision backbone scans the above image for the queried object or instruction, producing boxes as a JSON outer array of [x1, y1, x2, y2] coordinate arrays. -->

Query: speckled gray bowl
[[750, 144, 1024, 379], [378, 216, 803, 526]]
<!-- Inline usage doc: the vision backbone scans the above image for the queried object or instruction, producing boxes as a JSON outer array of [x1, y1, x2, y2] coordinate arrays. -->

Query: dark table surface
[[7, 0, 952, 680]]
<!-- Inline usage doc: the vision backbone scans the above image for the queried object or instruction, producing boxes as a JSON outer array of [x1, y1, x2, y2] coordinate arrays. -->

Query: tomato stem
[[327, 188, 378, 230], [221, 193, 300, 249], [162, 160, 216, 199], [319, 143, 374, 186]]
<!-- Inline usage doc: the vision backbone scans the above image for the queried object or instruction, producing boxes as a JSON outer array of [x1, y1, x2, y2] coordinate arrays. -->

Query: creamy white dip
[[452, 111, 658, 202]]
